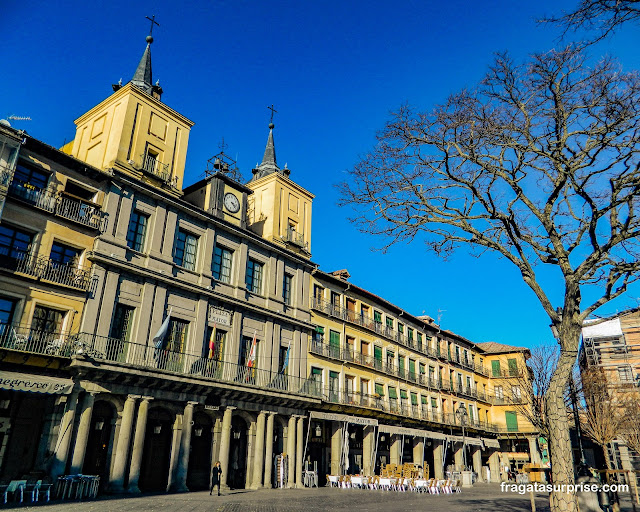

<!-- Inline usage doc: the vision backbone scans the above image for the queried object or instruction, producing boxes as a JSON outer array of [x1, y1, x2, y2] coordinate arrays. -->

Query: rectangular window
[[204, 326, 226, 361], [495, 385, 504, 399], [32, 306, 64, 333], [361, 340, 370, 356], [0, 297, 17, 334], [398, 356, 405, 374], [512, 385, 522, 400], [374, 345, 382, 368], [386, 317, 393, 330], [492, 360, 502, 377], [398, 323, 404, 334], [245, 258, 264, 294], [361, 378, 369, 394], [417, 332, 423, 348], [386, 350, 395, 369], [283, 274, 293, 306], [212, 246, 233, 283], [408, 328, 414, 341], [126, 211, 149, 251], [411, 392, 418, 406], [329, 330, 340, 358], [329, 371, 339, 401], [240, 335, 258, 367], [166, 318, 189, 353], [374, 310, 382, 324], [455, 346, 460, 361], [409, 359, 416, 377], [505, 411, 518, 432], [466, 376, 471, 389], [464, 349, 469, 365], [388, 387, 397, 399], [50, 242, 81, 265], [174, 229, 198, 270], [431, 398, 438, 410], [14, 164, 50, 190], [400, 389, 408, 400], [331, 291, 340, 308], [508, 358, 518, 376], [10, 164, 50, 204], [110, 304, 135, 341], [0, 224, 33, 262], [313, 285, 324, 301], [375, 383, 384, 396]]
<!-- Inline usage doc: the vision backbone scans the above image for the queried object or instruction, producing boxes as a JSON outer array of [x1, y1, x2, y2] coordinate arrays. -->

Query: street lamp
[[456, 403, 468, 470]]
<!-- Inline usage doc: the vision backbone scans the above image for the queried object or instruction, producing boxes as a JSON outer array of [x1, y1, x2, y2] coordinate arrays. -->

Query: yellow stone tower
[[61, 28, 194, 194], [246, 120, 314, 257]]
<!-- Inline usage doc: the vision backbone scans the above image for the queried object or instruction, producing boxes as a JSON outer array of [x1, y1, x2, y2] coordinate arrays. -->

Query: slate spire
[[131, 37, 154, 94]]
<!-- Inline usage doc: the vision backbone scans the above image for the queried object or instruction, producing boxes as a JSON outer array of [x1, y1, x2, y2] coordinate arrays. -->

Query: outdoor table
[[414, 479, 428, 492], [379, 477, 396, 490], [327, 475, 340, 487], [350, 476, 368, 488]]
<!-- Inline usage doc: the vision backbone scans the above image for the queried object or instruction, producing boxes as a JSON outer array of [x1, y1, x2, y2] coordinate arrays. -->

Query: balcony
[[491, 368, 524, 379], [0, 250, 93, 291], [7, 180, 107, 231], [283, 228, 308, 250], [139, 153, 177, 187], [0, 323, 78, 357]]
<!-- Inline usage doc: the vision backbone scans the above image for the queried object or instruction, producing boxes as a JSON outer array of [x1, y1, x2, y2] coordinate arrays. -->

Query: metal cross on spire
[[268, 104, 278, 125], [146, 15, 160, 38]]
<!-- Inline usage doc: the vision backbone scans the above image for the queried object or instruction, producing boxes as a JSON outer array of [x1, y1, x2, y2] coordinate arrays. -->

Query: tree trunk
[[546, 345, 579, 512]]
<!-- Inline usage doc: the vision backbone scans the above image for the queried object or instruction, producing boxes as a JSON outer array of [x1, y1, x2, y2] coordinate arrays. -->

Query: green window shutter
[[386, 317, 393, 328], [411, 392, 418, 405], [508, 358, 518, 376], [431, 398, 437, 408], [329, 330, 340, 349], [374, 311, 382, 323], [315, 326, 325, 334], [398, 324, 404, 334], [408, 329, 414, 341], [400, 390, 408, 399], [398, 357, 405, 371], [374, 346, 382, 361], [505, 411, 518, 432], [409, 359, 416, 375], [388, 387, 397, 399], [329, 370, 339, 379], [492, 360, 501, 377], [417, 332, 422, 344], [311, 367, 322, 376], [421, 396, 427, 405], [375, 383, 384, 396]]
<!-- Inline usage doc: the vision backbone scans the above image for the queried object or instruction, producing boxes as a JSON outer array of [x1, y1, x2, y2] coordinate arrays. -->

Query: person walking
[[210, 461, 223, 496]]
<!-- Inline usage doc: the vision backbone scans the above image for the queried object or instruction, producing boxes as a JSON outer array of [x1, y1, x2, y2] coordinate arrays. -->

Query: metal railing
[[0, 250, 93, 291], [140, 154, 176, 186], [317, 385, 497, 432], [284, 228, 306, 248], [76, 334, 322, 397], [491, 368, 524, 378], [0, 323, 79, 357], [7, 180, 106, 231]]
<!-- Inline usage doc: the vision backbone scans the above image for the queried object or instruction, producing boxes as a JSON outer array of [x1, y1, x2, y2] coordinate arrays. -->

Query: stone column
[[362, 426, 374, 476], [528, 437, 541, 464], [128, 397, 153, 493], [263, 413, 275, 489], [390, 435, 400, 464], [454, 443, 464, 470], [70, 392, 96, 474], [433, 440, 444, 480], [218, 406, 235, 489], [330, 422, 342, 475], [295, 416, 304, 488], [250, 411, 267, 489], [174, 401, 198, 492], [287, 416, 296, 487], [488, 450, 501, 482], [50, 389, 80, 480], [472, 447, 483, 480], [413, 438, 424, 473], [109, 395, 138, 492]]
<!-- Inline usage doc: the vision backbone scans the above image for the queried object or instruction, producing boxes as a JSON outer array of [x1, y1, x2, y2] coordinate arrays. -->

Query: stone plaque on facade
[[209, 306, 232, 327]]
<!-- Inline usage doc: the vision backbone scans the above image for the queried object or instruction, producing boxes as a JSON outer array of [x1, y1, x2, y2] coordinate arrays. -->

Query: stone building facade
[[0, 32, 541, 494]]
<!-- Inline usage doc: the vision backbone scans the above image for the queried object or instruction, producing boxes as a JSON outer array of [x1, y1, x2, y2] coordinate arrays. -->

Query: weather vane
[[268, 104, 278, 125], [218, 137, 229, 152]]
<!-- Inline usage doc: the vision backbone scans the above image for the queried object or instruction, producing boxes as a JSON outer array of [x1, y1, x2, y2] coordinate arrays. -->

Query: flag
[[153, 307, 172, 360], [280, 338, 291, 374], [208, 322, 216, 359], [246, 331, 257, 369]]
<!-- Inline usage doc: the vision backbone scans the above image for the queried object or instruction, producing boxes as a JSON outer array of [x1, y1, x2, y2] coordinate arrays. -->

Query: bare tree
[[544, 0, 640, 42], [338, 47, 640, 512], [579, 368, 627, 471]]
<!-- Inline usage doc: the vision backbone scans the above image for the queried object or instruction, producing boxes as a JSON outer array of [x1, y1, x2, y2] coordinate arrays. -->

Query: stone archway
[[83, 400, 116, 489], [187, 411, 213, 490], [228, 416, 249, 489], [138, 407, 173, 492]]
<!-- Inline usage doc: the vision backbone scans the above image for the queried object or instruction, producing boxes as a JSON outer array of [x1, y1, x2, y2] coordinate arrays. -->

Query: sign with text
[[209, 306, 232, 327]]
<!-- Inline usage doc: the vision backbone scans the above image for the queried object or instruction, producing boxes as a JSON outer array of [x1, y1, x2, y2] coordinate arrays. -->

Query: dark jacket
[[211, 466, 222, 485]]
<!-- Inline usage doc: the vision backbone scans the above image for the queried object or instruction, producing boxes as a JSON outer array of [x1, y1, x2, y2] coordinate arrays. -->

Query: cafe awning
[[483, 438, 501, 449], [0, 371, 74, 395], [309, 411, 378, 426]]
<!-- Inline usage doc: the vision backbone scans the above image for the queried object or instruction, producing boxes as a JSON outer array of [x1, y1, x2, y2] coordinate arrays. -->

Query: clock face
[[223, 192, 240, 213]]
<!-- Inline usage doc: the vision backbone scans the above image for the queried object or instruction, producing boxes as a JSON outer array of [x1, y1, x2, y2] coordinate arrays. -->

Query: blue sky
[[2, 0, 639, 349]]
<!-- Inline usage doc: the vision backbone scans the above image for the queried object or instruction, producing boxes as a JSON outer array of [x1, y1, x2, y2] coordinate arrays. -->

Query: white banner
[[309, 411, 378, 426], [0, 371, 74, 395], [378, 424, 446, 440]]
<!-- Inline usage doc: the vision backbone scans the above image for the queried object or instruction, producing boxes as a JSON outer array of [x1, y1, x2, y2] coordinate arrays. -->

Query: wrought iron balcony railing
[[7, 180, 107, 231], [0, 250, 93, 291], [139, 154, 176, 187], [283, 228, 307, 249]]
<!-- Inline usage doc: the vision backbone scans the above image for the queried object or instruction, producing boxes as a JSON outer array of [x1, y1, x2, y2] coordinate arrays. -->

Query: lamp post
[[456, 403, 468, 470]]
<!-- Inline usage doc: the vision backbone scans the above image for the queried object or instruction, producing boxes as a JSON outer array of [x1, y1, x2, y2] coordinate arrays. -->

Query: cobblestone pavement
[[14, 483, 561, 512]]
